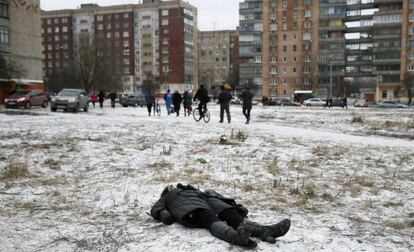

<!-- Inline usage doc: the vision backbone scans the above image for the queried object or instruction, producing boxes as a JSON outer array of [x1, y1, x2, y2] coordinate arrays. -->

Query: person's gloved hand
[[159, 210, 173, 225]]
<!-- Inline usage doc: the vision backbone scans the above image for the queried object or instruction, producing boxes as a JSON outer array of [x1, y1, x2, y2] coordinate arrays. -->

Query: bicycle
[[153, 99, 161, 116], [193, 102, 210, 123]]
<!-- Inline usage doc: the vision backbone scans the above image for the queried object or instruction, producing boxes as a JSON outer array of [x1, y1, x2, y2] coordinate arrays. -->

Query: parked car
[[119, 94, 147, 107], [353, 99, 368, 108], [5, 90, 48, 109], [304, 98, 325, 107], [279, 99, 300, 107], [50, 89, 89, 112], [376, 101, 408, 109]]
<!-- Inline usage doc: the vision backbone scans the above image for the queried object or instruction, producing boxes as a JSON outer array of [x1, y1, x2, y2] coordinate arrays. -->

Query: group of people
[[162, 90, 193, 117], [325, 97, 348, 109], [89, 90, 109, 109], [88, 85, 255, 124], [159, 85, 254, 124]]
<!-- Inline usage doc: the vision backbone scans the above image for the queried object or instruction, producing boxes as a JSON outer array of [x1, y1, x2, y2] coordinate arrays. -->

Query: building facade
[[41, 0, 198, 93], [198, 30, 239, 96], [0, 0, 43, 104], [240, 0, 411, 102]]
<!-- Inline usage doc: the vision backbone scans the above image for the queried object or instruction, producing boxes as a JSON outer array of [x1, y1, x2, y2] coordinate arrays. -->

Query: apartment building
[[198, 30, 239, 96], [41, 0, 198, 93], [240, 0, 411, 102], [0, 0, 43, 104], [239, 0, 319, 98]]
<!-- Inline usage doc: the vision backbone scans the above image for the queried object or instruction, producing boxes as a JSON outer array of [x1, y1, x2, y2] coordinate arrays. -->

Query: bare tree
[[142, 72, 160, 94], [46, 35, 124, 93]]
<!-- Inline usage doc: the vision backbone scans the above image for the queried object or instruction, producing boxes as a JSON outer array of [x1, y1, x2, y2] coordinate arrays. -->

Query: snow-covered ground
[[0, 103, 413, 251]]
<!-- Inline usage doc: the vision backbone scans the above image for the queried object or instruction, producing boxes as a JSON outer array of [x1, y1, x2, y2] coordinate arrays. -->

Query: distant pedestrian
[[164, 90, 173, 115], [172, 91, 183, 117], [218, 85, 233, 123], [240, 87, 254, 124], [146, 92, 155, 116], [325, 97, 329, 108], [109, 91, 117, 108], [329, 97, 333, 108], [342, 97, 348, 109], [90, 92, 98, 108], [183, 91, 193, 117], [98, 90, 105, 108]]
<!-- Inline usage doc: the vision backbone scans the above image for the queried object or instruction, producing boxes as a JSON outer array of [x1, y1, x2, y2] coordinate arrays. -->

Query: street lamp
[[328, 55, 333, 97]]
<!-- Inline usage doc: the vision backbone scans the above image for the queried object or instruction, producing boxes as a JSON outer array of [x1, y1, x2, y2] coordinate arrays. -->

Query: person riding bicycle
[[193, 85, 209, 118]]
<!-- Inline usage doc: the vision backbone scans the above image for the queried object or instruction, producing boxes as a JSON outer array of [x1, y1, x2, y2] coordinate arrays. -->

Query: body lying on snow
[[151, 183, 291, 248]]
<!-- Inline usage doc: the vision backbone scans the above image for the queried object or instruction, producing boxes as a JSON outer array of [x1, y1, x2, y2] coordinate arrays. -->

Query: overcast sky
[[40, 0, 241, 31]]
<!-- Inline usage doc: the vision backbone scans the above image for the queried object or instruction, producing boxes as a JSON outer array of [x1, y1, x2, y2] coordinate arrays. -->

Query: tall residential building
[[239, 0, 319, 98], [41, 0, 198, 93], [240, 0, 411, 102], [198, 30, 239, 96], [0, 0, 43, 104]]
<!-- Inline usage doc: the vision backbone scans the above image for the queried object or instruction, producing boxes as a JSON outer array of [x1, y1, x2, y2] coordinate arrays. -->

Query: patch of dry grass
[[44, 158, 61, 170], [267, 157, 279, 175], [0, 163, 31, 181]]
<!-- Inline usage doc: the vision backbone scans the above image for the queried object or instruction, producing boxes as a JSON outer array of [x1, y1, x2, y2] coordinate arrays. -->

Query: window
[[123, 31, 129, 38], [97, 24, 103, 30], [283, 1, 287, 8], [62, 26, 68, 32], [303, 32, 311, 40], [304, 78, 311, 85], [304, 10, 312, 18], [55, 27, 60, 33], [282, 23, 287, 30], [106, 32, 112, 39], [96, 15, 103, 21], [0, 26, 9, 44], [62, 18, 68, 23], [408, 65, 414, 72], [162, 10, 169, 16], [106, 24, 112, 29], [162, 19, 169, 26], [0, 2, 9, 19], [124, 13, 129, 18]]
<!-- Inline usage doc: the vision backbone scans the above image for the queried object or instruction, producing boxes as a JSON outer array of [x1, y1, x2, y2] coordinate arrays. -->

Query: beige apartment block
[[198, 30, 238, 96]]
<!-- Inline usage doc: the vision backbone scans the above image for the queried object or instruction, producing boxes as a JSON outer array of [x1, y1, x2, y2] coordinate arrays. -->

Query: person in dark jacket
[[108, 91, 117, 108], [145, 92, 155, 116], [98, 90, 105, 109], [172, 91, 183, 117], [240, 86, 254, 124], [193, 85, 209, 118], [151, 183, 291, 248], [342, 97, 348, 109], [218, 85, 233, 123], [183, 90, 193, 117]]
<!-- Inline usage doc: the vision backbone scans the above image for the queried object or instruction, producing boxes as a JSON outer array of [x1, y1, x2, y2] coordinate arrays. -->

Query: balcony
[[319, 25, 346, 32], [372, 58, 400, 64]]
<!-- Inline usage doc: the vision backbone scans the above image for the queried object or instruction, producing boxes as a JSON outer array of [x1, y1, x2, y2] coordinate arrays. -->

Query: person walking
[[218, 85, 233, 123], [183, 90, 193, 117], [109, 91, 117, 108], [151, 183, 291, 248], [164, 90, 173, 115], [146, 92, 155, 116], [98, 90, 105, 109], [240, 87, 254, 124], [342, 97, 348, 109], [193, 85, 209, 119], [90, 91, 98, 108], [172, 91, 183, 117]]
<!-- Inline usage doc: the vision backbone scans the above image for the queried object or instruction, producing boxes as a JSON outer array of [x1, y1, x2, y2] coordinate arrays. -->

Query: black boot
[[210, 221, 257, 248], [244, 219, 291, 244]]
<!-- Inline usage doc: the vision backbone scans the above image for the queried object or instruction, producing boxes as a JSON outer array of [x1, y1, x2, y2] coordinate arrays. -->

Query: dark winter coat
[[98, 91, 105, 102], [240, 90, 253, 109], [218, 90, 233, 104], [108, 92, 117, 101], [183, 92, 193, 108], [173, 92, 183, 109], [146, 94, 155, 105], [151, 184, 248, 228], [194, 87, 209, 103]]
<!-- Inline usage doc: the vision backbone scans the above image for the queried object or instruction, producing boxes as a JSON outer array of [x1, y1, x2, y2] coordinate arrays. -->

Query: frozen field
[[0, 103, 413, 251]]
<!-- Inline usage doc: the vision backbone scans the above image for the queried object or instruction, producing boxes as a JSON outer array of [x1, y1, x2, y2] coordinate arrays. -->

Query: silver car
[[376, 101, 408, 109], [51, 89, 89, 112]]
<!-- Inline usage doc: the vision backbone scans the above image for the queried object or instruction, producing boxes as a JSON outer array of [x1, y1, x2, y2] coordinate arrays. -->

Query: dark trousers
[[192, 208, 243, 230], [243, 106, 251, 120], [92, 101, 96, 108], [198, 103, 207, 117], [147, 104, 153, 115], [99, 100, 104, 108], [220, 103, 231, 123], [174, 105, 180, 116]]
